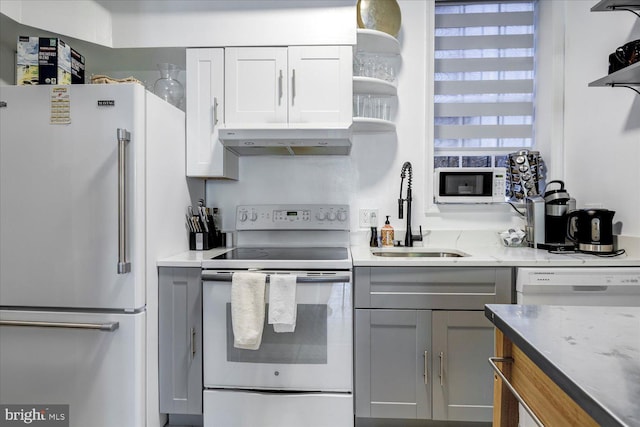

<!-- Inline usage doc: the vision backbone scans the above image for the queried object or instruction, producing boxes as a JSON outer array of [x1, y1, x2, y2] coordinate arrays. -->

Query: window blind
[[434, 1, 535, 158]]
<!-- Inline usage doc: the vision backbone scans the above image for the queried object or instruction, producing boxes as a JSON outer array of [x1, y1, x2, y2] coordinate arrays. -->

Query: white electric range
[[201, 204, 353, 427]]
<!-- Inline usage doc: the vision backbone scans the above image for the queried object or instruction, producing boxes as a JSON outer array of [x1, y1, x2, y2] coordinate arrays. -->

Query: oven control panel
[[236, 204, 350, 230]]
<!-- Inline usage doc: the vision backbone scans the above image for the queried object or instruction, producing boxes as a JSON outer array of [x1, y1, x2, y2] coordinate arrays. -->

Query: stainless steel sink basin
[[371, 250, 468, 258]]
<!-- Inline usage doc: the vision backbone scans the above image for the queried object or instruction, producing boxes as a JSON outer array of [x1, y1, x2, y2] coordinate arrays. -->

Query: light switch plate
[[359, 208, 379, 228]]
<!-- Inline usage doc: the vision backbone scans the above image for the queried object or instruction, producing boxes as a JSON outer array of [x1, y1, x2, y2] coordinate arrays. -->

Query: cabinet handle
[[439, 351, 444, 386], [278, 70, 283, 106], [117, 128, 131, 274], [191, 327, 196, 359], [489, 357, 544, 427], [212, 97, 219, 126], [291, 68, 296, 106], [0, 320, 119, 332], [423, 351, 429, 384]]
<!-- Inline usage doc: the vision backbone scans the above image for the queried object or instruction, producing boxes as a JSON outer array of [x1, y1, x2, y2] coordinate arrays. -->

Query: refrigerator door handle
[[0, 320, 120, 332], [117, 128, 131, 274]]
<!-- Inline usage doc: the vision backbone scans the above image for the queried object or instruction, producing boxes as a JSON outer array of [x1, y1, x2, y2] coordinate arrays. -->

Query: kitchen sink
[[371, 250, 468, 258]]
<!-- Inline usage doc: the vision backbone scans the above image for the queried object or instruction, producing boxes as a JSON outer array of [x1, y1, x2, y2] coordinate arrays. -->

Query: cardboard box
[[71, 48, 85, 84], [38, 37, 71, 85], [17, 36, 76, 85], [16, 36, 39, 85]]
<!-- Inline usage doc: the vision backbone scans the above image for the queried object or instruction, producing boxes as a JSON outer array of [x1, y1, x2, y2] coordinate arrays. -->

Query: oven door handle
[[201, 271, 351, 283]]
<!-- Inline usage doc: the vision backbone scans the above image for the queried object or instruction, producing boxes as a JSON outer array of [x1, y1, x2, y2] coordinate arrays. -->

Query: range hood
[[219, 127, 352, 156]]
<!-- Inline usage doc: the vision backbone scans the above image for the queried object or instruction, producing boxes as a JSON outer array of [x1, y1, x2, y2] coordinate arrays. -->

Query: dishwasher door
[[515, 267, 640, 427], [516, 267, 640, 305]]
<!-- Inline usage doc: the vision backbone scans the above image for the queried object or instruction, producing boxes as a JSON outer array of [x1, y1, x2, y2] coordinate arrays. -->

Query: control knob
[[250, 211, 258, 222], [315, 211, 327, 221], [327, 211, 337, 221], [238, 210, 248, 222], [337, 209, 348, 222]]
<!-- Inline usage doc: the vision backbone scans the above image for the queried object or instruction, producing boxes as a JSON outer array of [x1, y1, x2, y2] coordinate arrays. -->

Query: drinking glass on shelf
[[362, 95, 373, 118], [353, 95, 364, 117], [364, 55, 377, 78], [380, 97, 391, 121], [353, 53, 365, 77]]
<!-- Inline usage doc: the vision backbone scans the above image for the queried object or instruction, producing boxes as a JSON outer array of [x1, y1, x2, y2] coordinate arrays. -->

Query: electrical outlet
[[359, 208, 379, 228]]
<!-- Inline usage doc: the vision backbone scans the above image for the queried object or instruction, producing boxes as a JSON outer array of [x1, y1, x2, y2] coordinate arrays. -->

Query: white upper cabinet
[[224, 47, 289, 126], [287, 46, 353, 126], [186, 48, 239, 179], [224, 46, 352, 128]]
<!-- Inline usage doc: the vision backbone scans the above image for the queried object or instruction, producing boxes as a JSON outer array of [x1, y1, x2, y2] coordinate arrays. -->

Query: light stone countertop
[[350, 231, 640, 267], [485, 304, 640, 427], [157, 231, 640, 268]]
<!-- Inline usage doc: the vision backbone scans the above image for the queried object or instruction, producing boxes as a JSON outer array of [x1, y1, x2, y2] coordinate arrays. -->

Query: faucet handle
[[412, 225, 424, 241]]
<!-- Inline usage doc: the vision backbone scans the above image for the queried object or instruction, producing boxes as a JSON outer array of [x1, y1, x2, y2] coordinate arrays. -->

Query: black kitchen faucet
[[398, 161, 413, 247]]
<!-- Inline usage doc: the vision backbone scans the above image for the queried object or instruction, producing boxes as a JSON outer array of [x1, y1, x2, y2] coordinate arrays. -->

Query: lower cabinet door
[[159, 267, 202, 415], [355, 309, 431, 419], [432, 310, 495, 422]]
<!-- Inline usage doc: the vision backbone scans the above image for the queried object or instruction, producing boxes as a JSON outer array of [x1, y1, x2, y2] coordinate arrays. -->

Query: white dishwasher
[[515, 266, 640, 427], [516, 267, 640, 306]]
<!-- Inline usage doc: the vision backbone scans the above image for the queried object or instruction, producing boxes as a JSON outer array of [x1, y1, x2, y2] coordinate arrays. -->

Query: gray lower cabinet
[[431, 310, 495, 422], [355, 309, 432, 419], [159, 267, 202, 415], [354, 267, 512, 424]]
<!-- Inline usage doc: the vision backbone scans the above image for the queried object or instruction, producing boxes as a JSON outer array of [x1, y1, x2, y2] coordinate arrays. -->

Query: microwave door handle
[[201, 271, 350, 284]]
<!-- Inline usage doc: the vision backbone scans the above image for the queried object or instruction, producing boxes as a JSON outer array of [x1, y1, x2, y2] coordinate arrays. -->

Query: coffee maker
[[543, 181, 575, 244], [525, 180, 575, 250]]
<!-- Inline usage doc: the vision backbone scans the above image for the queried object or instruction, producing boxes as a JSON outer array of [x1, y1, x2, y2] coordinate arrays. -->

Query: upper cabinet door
[[288, 46, 352, 126], [186, 48, 238, 179], [225, 47, 288, 126]]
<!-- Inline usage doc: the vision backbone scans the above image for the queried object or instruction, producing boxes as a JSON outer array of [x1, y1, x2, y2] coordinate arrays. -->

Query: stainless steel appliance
[[567, 209, 617, 253], [543, 180, 575, 244], [525, 181, 575, 250], [0, 85, 192, 427], [201, 204, 353, 427], [524, 195, 545, 248]]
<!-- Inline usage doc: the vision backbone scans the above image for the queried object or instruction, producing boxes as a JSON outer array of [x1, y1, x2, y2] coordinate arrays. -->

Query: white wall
[[563, 1, 640, 237]]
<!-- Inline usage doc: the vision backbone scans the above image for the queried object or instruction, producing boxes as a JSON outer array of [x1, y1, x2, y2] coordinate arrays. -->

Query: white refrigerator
[[0, 84, 194, 427]]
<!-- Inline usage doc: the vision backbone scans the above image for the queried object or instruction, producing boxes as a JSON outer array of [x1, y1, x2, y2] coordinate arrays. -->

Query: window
[[433, 0, 536, 168]]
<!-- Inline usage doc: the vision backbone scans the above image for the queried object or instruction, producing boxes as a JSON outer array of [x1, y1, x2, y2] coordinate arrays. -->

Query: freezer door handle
[[117, 128, 131, 274], [0, 320, 120, 332]]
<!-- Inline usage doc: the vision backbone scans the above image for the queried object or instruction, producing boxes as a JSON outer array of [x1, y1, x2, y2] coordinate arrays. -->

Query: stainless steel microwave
[[434, 167, 507, 204]]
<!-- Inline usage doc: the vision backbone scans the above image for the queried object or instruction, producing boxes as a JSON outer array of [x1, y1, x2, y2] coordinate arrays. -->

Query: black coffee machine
[[544, 181, 575, 245], [566, 209, 617, 254], [525, 180, 575, 249]]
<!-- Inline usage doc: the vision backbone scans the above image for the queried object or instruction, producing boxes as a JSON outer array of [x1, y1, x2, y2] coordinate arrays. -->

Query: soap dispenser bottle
[[381, 216, 394, 247], [370, 227, 378, 247]]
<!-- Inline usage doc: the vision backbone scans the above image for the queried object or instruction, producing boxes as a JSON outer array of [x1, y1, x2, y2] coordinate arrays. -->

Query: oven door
[[202, 270, 352, 392]]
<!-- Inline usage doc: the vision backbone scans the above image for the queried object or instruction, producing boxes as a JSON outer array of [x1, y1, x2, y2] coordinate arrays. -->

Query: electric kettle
[[566, 209, 616, 253]]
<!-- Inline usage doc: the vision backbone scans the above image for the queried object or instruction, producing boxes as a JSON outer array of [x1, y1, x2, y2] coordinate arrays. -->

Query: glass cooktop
[[212, 247, 348, 261]]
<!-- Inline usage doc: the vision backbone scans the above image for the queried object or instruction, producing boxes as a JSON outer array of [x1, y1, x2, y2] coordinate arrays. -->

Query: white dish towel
[[231, 272, 267, 350], [268, 274, 298, 333]]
